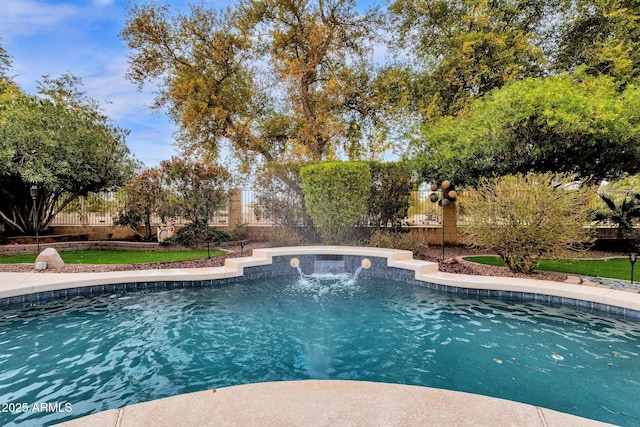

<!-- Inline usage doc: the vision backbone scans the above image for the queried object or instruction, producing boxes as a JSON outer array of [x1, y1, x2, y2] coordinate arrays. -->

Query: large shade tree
[[387, 0, 554, 119], [409, 73, 640, 185], [554, 0, 640, 86], [0, 74, 137, 234], [0, 38, 10, 80], [121, 0, 384, 166]]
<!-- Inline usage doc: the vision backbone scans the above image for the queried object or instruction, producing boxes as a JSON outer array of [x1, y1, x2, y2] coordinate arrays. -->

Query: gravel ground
[[415, 246, 570, 283], [0, 243, 628, 285]]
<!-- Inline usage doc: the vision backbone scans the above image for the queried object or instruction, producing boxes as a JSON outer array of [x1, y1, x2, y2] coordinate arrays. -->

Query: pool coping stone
[[2, 246, 639, 317]]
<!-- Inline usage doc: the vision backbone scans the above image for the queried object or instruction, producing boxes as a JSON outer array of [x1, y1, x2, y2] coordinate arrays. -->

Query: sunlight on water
[[1, 277, 639, 426]]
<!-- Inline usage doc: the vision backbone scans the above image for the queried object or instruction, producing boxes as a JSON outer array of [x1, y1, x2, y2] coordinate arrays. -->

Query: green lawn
[[464, 256, 632, 281], [0, 249, 226, 264]]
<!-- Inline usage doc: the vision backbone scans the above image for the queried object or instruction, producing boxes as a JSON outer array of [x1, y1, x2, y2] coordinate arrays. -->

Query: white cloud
[[0, 0, 206, 166], [0, 0, 80, 37], [79, 55, 180, 166]]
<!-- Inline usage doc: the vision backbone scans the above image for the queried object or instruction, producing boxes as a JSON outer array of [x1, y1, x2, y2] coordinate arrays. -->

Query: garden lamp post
[[429, 180, 457, 260], [630, 253, 637, 285], [203, 188, 211, 259], [30, 185, 40, 254]]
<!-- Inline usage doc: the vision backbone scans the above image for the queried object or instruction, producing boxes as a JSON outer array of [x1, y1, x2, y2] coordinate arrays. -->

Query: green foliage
[[269, 226, 305, 247], [366, 161, 413, 228], [0, 37, 11, 80], [121, 0, 385, 164], [263, 161, 413, 243], [161, 221, 232, 247], [593, 193, 640, 238], [254, 162, 312, 229], [114, 169, 164, 240], [301, 161, 371, 244], [158, 157, 231, 224], [116, 158, 231, 241], [0, 249, 226, 265], [601, 175, 640, 191], [410, 73, 640, 185], [463, 173, 596, 274], [227, 221, 248, 241], [388, 0, 549, 118], [554, 0, 640, 86], [0, 74, 137, 234], [465, 255, 633, 281]]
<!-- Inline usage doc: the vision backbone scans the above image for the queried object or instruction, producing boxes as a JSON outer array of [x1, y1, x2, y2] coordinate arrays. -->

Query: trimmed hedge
[[367, 161, 412, 228], [301, 162, 371, 244]]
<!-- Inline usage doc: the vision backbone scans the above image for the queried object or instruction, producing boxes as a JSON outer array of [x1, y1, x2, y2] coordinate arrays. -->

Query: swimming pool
[[1, 272, 639, 426]]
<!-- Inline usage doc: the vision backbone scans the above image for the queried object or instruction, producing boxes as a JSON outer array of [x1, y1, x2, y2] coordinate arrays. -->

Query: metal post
[[204, 188, 211, 259], [30, 185, 40, 254], [441, 206, 445, 261], [430, 181, 456, 262]]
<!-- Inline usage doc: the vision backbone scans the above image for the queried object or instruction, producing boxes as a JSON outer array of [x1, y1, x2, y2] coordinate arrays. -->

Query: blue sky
[[0, 0, 194, 167], [0, 0, 390, 168]]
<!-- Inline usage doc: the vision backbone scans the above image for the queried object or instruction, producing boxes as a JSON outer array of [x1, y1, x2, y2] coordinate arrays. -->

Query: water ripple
[[1, 279, 640, 426]]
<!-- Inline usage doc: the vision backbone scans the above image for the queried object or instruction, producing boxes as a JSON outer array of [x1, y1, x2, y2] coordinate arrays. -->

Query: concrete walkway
[[56, 380, 614, 427]]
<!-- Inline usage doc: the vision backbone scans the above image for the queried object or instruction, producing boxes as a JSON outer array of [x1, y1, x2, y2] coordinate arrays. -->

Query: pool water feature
[[1, 275, 639, 426]]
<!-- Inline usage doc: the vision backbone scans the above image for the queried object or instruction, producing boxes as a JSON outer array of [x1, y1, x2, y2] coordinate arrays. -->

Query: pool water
[[1, 274, 639, 426]]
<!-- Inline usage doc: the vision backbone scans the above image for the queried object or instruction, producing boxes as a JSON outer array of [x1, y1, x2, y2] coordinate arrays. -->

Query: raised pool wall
[[2, 246, 640, 320]]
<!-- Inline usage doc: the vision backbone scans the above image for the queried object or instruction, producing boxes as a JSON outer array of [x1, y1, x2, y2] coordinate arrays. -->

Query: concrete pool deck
[[0, 246, 635, 426], [56, 380, 613, 426]]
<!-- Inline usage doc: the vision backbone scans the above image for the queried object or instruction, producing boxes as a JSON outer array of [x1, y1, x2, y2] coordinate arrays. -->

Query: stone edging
[[2, 246, 640, 319]]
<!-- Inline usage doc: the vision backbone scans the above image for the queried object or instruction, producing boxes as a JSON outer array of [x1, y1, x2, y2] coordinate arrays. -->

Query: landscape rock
[[35, 248, 65, 269], [35, 262, 48, 271], [157, 223, 175, 243]]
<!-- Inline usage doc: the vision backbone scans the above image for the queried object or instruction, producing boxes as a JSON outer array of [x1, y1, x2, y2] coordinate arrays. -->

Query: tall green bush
[[366, 161, 413, 228], [301, 162, 371, 244], [463, 173, 596, 274]]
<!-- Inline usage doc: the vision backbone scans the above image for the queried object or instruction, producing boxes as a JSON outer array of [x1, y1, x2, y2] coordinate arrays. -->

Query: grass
[[464, 256, 632, 281], [0, 249, 226, 265]]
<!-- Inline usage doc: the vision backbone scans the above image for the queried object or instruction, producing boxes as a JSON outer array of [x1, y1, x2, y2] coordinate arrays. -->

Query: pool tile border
[[1, 246, 640, 319]]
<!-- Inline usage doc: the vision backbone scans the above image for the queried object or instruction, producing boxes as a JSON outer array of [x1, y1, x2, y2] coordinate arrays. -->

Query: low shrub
[[228, 222, 248, 241], [161, 221, 232, 247], [463, 172, 596, 274], [369, 229, 428, 256], [269, 226, 304, 247]]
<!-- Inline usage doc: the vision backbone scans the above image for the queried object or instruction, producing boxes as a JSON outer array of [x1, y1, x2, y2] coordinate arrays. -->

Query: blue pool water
[[1, 274, 639, 426]]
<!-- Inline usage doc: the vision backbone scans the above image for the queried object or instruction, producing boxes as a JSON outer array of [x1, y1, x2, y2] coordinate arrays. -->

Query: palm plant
[[593, 192, 640, 238]]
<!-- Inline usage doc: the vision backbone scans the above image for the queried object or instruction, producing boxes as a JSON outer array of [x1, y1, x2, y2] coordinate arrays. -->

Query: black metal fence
[[50, 191, 227, 227], [49, 189, 634, 228]]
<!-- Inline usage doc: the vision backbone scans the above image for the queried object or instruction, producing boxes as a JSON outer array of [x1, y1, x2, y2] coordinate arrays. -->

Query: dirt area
[[0, 242, 626, 283]]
